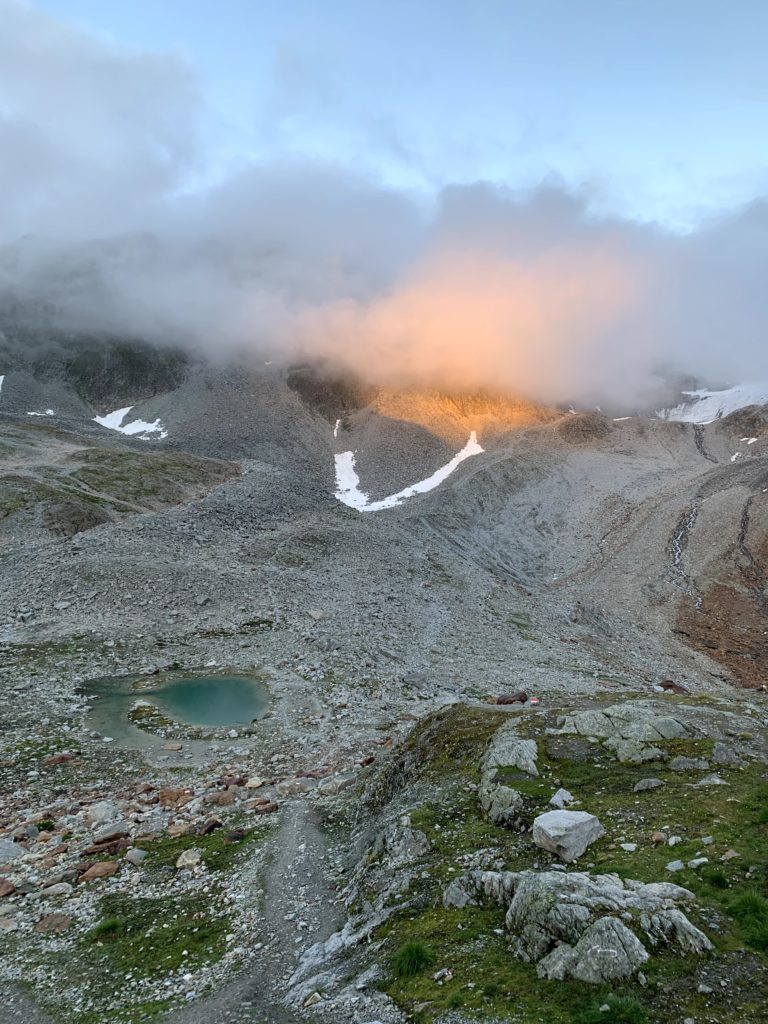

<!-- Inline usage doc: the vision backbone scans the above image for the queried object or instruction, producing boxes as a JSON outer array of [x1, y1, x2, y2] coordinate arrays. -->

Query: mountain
[[1, 338, 767, 1024]]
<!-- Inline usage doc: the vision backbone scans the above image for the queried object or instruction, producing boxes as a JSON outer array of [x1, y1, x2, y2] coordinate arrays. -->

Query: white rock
[[532, 810, 605, 862], [175, 848, 202, 869], [549, 788, 575, 809], [84, 800, 119, 826], [42, 882, 73, 897], [0, 839, 24, 864]]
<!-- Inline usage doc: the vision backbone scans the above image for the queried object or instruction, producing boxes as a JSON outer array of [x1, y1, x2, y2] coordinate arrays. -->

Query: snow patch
[[334, 431, 484, 512], [333, 418, 340, 438], [0, 375, 4, 397], [94, 405, 168, 440], [658, 383, 768, 424], [27, 409, 54, 417]]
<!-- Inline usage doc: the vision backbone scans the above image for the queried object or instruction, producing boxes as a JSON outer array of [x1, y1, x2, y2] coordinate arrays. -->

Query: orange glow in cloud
[[296, 241, 647, 402]]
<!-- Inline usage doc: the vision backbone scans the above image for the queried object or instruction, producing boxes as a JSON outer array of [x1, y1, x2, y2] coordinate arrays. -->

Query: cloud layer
[[2, 1, 768, 407]]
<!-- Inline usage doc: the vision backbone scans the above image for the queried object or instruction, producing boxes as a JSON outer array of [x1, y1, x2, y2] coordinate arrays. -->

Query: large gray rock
[[532, 810, 604, 861], [537, 916, 649, 982], [83, 800, 120, 826], [605, 737, 666, 764], [444, 868, 712, 984], [478, 777, 526, 828], [482, 723, 539, 777], [557, 703, 692, 743], [0, 839, 24, 865]]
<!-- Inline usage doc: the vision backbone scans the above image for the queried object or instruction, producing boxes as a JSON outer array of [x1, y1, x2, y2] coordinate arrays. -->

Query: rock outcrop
[[443, 868, 712, 983]]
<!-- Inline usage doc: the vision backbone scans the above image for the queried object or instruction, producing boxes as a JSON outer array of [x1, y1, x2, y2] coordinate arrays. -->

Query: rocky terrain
[[0, 339, 767, 1024]]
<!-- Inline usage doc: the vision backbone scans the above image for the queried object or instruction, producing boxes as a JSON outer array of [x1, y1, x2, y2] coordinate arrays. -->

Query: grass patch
[[573, 993, 648, 1024], [142, 821, 262, 873], [732, 891, 768, 951], [81, 894, 226, 979], [393, 941, 435, 977]]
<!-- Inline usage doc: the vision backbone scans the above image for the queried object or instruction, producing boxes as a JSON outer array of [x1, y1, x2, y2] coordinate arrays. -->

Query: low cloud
[[2, 1, 768, 408]]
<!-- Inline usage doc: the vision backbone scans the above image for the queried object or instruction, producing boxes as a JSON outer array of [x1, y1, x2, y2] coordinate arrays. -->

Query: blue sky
[[32, 0, 768, 227]]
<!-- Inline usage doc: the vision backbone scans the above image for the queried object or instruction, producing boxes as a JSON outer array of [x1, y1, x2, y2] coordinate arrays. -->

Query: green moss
[[572, 993, 648, 1024], [379, 903, 587, 1022], [127, 703, 174, 733], [142, 821, 262, 873], [81, 894, 227, 979]]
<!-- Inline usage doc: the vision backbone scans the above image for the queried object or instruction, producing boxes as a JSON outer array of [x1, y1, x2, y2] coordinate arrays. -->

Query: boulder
[[42, 882, 73, 897], [478, 778, 527, 828], [537, 916, 649, 982], [175, 848, 202, 870], [0, 878, 16, 897], [443, 876, 478, 910], [444, 868, 711, 984], [549, 788, 575, 809], [634, 778, 665, 793], [482, 724, 539, 777], [532, 810, 605, 862], [35, 913, 73, 934], [557, 704, 691, 743], [604, 738, 665, 764], [0, 839, 24, 865], [80, 861, 118, 882], [83, 801, 120, 826]]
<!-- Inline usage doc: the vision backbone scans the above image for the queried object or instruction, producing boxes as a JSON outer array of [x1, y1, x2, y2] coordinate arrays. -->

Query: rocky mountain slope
[[0, 344, 766, 1024]]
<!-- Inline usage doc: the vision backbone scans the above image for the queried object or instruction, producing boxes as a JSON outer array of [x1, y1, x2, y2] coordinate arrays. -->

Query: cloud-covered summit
[[2, 0, 768, 407]]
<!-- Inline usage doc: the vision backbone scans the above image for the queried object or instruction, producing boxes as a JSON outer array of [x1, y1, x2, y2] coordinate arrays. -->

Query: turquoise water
[[85, 674, 268, 743], [157, 676, 266, 726]]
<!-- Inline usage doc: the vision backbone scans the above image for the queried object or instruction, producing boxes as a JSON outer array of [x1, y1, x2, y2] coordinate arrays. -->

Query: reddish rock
[[158, 788, 192, 809], [79, 861, 119, 882], [205, 789, 236, 807], [167, 822, 195, 838], [359, 755, 375, 767], [495, 691, 529, 705], [199, 818, 223, 836], [660, 680, 689, 694], [35, 913, 72, 934], [252, 801, 278, 815], [218, 775, 246, 788], [43, 753, 75, 767], [0, 878, 16, 898]]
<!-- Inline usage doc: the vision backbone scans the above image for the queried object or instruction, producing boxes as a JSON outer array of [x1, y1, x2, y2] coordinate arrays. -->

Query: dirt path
[[0, 986, 54, 1024], [163, 799, 342, 1024]]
